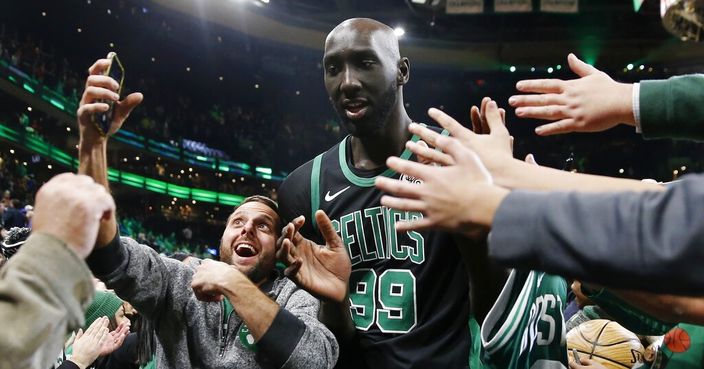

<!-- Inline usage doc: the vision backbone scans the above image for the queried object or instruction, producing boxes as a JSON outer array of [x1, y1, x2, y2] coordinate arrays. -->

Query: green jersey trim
[[482, 270, 536, 354], [338, 134, 421, 187], [310, 153, 323, 232]]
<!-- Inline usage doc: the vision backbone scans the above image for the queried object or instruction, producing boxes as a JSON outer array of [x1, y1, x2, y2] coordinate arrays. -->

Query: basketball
[[567, 319, 645, 369], [664, 327, 691, 353]]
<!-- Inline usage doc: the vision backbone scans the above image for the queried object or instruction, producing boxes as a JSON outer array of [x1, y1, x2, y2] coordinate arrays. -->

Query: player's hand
[[569, 357, 608, 369], [276, 211, 351, 304], [191, 259, 242, 302], [375, 133, 509, 236], [69, 317, 111, 369], [32, 173, 116, 258], [509, 53, 634, 136], [77, 55, 143, 146], [471, 97, 507, 136]]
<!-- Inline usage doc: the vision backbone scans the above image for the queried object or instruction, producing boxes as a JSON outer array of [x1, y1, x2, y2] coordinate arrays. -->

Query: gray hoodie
[[87, 236, 338, 369]]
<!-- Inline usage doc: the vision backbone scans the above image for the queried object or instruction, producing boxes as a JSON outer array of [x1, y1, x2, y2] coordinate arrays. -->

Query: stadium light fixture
[[394, 27, 405, 37]]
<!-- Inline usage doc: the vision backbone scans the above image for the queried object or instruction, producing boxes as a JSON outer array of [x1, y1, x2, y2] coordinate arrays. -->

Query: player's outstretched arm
[[509, 53, 635, 136], [77, 55, 143, 248], [606, 289, 704, 325]]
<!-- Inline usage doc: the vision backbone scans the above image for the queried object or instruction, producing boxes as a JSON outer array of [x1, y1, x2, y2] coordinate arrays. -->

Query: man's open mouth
[[343, 100, 369, 120], [234, 243, 258, 257]]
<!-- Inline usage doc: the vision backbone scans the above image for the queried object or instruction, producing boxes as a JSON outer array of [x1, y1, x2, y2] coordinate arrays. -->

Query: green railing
[[0, 58, 286, 181], [0, 122, 245, 206]]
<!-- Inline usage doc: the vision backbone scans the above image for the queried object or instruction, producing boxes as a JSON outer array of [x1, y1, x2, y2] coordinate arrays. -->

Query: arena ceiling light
[[394, 27, 406, 37]]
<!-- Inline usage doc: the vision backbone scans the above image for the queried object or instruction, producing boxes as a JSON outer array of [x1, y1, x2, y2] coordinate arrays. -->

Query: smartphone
[[93, 52, 125, 136], [571, 348, 582, 363]]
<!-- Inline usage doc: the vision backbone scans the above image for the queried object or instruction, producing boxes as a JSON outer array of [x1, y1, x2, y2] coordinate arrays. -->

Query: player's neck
[[349, 108, 412, 170]]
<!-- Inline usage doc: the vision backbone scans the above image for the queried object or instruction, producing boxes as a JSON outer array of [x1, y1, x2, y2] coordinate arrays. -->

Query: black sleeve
[[56, 360, 81, 369], [256, 309, 307, 368], [85, 232, 125, 276]]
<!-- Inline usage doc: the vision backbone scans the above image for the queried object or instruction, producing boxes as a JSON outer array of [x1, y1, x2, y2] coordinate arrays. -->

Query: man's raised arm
[[76, 56, 142, 247]]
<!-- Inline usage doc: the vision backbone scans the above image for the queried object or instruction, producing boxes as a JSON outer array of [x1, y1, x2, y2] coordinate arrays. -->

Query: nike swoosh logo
[[325, 186, 350, 202]]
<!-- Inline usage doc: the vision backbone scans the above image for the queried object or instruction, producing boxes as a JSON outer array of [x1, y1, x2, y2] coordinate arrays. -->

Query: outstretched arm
[[508, 53, 635, 136], [77, 56, 142, 248], [407, 102, 662, 193], [605, 289, 704, 326]]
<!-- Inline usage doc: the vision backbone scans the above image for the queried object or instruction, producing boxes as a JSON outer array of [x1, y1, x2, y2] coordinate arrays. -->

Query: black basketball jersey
[[278, 132, 471, 369]]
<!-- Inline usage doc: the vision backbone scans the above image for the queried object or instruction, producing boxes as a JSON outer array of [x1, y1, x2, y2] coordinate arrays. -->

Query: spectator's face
[[114, 305, 129, 327], [220, 202, 279, 284], [323, 26, 399, 137]]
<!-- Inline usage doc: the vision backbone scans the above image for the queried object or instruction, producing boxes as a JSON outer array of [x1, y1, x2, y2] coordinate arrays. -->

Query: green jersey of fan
[[278, 132, 472, 369], [643, 323, 704, 369], [479, 270, 568, 369]]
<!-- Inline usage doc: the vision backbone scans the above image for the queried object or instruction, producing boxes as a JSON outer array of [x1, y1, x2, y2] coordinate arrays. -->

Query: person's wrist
[[220, 267, 245, 295], [478, 185, 510, 227], [78, 135, 107, 151], [68, 354, 91, 369], [491, 159, 522, 189], [78, 120, 108, 148], [615, 82, 635, 126]]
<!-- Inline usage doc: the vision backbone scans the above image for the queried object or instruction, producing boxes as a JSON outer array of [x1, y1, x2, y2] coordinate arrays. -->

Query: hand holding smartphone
[[93, 52, 125, 136]]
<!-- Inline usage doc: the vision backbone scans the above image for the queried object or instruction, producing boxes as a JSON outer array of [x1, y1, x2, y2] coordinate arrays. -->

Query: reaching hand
[[32, 173, 115, 258], [405, 100, 513, 180], [99, 320, 130, 356], [191, 259, 242, 302], [375, 132, 509, 236], [276, 211, 351, 304], [509, 53, 635, 136], [470, 96, 507, 135], [77, 55, 143, 145], [69, 317, 110, 369]]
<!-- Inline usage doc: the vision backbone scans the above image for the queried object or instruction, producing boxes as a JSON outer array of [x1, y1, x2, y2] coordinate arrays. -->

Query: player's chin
[[342, 118, 382, 138]]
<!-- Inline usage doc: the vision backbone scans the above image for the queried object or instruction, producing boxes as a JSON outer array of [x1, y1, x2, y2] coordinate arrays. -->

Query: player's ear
[[397, 57, 410, 86]]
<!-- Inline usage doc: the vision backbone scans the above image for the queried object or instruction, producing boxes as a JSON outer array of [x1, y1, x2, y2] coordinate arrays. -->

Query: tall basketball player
[[277, 18, 500, 369]]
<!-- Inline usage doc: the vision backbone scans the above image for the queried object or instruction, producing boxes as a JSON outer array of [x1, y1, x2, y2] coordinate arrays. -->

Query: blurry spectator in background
[[57, 290, 131, 369], [23, 204, 33, 227], [2, 199, 26, 229]]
